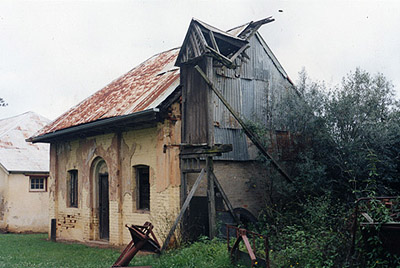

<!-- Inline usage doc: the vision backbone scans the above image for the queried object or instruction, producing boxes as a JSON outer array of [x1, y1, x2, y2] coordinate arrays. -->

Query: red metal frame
[[112, 222, 160, 267], [227, 225, 269, 268]]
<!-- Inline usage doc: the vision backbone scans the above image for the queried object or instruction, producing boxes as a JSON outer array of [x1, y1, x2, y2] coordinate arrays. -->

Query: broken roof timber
[[175, 17, 275, 69], [175, 18, 249, 67], [238, 17, 275, 40]]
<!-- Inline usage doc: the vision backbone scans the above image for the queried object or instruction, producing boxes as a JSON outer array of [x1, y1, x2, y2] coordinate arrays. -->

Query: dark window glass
[[30, 177, 46, 191], [68, 170, 78, 208], [136, 166, 150, 210]]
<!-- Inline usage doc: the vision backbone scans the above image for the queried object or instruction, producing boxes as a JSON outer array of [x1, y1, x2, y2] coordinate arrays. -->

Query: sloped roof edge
[[31, 48, 180, 139], [28, 108, 160, 143], [254, 32, 296, 88]]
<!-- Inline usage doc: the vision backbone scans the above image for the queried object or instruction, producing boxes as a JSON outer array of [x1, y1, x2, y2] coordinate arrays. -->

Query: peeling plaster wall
[[49, 103, 182, 246], [1, 173, 49, 232], [0, 168, 8, 229]]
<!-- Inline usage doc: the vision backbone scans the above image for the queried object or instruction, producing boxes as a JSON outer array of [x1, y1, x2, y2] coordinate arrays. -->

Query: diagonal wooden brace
[[161, 169, 206, 252], [194, 65, 293, 183]]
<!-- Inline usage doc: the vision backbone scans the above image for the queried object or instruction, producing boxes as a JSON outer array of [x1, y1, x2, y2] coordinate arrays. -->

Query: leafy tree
[[275, 68, 400, 199], [257, 68, 400, 267]]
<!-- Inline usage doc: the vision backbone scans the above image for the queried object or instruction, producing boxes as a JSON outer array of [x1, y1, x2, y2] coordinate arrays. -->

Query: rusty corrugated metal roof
[[35, 48, 180, 137]]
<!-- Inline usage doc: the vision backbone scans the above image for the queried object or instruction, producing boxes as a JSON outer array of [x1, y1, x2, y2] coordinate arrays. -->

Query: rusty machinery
[[350, 196, 400, 256], [112, 222, 160, 268], [227, 225, 270, 268], [113, 221, 271, 268]]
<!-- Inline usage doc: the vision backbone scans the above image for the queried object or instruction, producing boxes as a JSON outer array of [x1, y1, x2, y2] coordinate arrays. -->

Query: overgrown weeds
[[250, 68, 400, 267], [257, 196, 351, 267]]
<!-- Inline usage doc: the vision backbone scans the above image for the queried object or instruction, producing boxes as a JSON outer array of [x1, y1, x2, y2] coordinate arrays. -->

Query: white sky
[[0, 0, 399, 120]]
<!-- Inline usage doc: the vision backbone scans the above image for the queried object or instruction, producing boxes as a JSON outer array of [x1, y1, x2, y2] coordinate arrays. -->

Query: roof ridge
[[192, 18, 245, 40]]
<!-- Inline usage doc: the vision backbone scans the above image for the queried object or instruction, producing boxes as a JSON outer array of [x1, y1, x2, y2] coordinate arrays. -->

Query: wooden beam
[[181, 153, 220, 159], [180, 144, 233, 155], [210, 172, 240, 224], [193, 23, 208, 51], [189, 32, 201, 57], [211, 31, 247, 49], [206, 56, 214, 147], [229, 44, 250, 62], [239, 17, 275, 40], [207, 157, 216, 238], [194, 65, 293, 183], [182, 169, 203, 174], [205, 45, 235, 69], [209, 30, 219, 53], [161, 169, 205, 252]]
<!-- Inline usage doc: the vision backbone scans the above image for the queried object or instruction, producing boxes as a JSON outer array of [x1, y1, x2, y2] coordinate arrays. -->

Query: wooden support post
[[161, 169, 205, 252], [210, 172, 240, 224], [207, 157, 216, 238], [194, 65, 293, 183], [205, 56, 217, 239], [180, 169, 188, 240], [50, 218, 56, 242], [209, 30, 219, 53]]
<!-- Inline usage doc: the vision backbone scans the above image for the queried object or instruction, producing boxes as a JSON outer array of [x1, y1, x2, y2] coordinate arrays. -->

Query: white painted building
[[0, 111, 50, 232]]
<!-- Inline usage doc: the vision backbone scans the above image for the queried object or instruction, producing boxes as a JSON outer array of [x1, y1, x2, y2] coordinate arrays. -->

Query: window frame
[[68, 170, 78, 208], [29, 176, 48, 192], [135, 165, 150, 211]]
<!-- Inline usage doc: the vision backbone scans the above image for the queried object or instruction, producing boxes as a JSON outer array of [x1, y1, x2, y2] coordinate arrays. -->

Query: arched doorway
[[92, 158, 109, 241]]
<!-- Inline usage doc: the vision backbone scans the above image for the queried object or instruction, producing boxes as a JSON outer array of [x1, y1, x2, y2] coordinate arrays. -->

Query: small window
[[68, 170, 78, 208], [136, 166, 150, 210], [29, 176, 47, 192]]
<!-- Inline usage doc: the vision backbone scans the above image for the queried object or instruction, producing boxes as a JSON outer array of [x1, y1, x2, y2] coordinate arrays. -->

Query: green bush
[[259, 196, 349, 268], [250, 68, 400, 267]]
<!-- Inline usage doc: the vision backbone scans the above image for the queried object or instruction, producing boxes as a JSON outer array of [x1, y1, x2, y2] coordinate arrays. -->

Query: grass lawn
[[0, 233, 120, 267], [0, 233, 243, 268]]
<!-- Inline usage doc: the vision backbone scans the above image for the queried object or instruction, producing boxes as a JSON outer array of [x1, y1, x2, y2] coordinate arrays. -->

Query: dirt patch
[[0, 228, 9, 234], [0, 229, 46, 235]]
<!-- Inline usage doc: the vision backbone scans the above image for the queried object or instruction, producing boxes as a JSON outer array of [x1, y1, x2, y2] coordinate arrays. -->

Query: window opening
[[29, 176, 47, 192], [136, 166, 150, 210], [68, 170, 78, 208]]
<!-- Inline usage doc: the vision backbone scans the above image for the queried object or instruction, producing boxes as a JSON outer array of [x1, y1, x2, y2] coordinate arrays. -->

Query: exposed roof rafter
[[175, 19, 249, 68], [175, 17, 274, 69]]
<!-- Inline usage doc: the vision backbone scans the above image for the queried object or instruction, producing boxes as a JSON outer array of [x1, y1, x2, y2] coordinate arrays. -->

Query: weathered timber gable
[[182, 32, 296, 160]]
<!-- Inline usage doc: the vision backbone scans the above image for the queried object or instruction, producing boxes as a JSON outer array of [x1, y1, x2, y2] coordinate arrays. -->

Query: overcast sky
[[1, 0, 399, 121]]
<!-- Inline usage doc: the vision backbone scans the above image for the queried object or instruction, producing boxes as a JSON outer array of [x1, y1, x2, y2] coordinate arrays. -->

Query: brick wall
[[187, 160, 268, 217], [48, 104, 182, 246]]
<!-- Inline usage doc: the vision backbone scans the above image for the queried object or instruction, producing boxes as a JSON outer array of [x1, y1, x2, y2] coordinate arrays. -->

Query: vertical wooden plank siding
[[211, 34, 294, 161], [181, 59, 210, 144]]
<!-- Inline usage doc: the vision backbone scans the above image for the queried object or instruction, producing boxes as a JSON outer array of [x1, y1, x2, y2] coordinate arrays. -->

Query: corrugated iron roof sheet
[[0, 112, 50, 172], [35, 48, 180, 137]]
